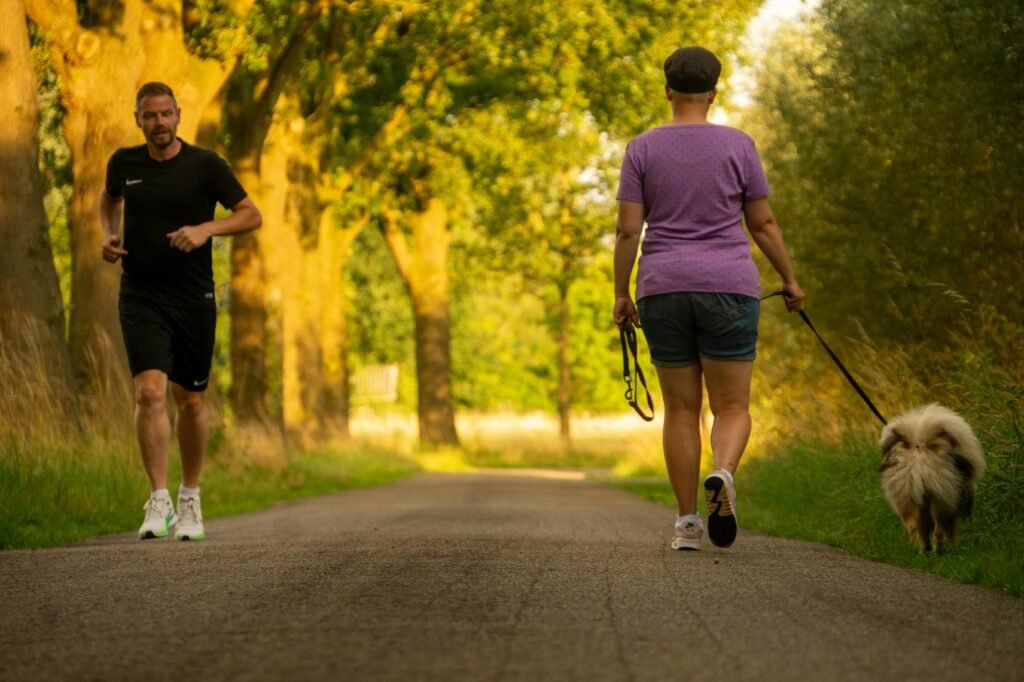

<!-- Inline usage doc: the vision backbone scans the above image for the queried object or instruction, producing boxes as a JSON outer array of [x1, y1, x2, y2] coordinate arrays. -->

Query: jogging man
[[99, 82, 262, 540], [613, 47, 804, 550]]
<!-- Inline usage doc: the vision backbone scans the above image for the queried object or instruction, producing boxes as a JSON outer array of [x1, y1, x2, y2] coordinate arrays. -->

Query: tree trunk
[[221, 9, 324, 424], [65, 113, 144, 390], [48, 7, 147, 389], [261, 113, 296, 433], [381, 199, 459, 447], [316, 210, 362, 439], [0, 5, 72, 386], [228, 155, 268, 421], [277, 187, 362, 441], [557, 282, 572, 447], [253, 96, 362, 439], [263, 110, 327, 441], [556, 171, 574, 446], [260, 62, 406, 439], [413, 298, 458, 447]]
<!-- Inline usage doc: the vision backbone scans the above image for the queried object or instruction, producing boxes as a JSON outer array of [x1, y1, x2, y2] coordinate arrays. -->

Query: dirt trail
[[2, 471, 1021, 681]]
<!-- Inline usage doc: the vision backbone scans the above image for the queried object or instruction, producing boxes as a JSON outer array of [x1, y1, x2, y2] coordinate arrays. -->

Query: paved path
[[1, 471, 1022, 681]]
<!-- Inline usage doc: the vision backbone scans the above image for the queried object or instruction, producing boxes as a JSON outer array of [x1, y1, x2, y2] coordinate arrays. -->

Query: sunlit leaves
[[183, 0, 249, 61], [747, 0, 1023, 406]]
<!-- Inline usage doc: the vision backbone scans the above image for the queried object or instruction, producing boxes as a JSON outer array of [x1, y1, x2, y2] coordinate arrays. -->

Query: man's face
[[135, 94, 180, 149]]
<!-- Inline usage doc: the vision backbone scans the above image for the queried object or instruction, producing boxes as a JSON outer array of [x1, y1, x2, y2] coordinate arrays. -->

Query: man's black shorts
[[119, 295, 217, 391]]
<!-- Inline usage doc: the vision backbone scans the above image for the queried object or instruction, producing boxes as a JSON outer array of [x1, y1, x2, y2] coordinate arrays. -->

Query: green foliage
[[740, 0, 1024, 451], [183, 0, 250, 61], [568, 252, 655, 411], [451, 277, 556, 411], [345, 224, 417, 409], [750, 0, 1023, 358], [322, 2, 739, 419]]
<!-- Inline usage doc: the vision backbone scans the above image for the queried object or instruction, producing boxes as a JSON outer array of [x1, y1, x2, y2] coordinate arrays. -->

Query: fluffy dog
[[879, 404, 985, 553]]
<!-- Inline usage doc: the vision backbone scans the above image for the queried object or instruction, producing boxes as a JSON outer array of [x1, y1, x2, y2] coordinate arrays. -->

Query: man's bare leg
[[135, 370, 171, 491], [171, 384, 207, 489]]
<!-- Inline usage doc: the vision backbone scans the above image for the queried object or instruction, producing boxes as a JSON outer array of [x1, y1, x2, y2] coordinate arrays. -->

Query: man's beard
[[148, 128, 175, 149]]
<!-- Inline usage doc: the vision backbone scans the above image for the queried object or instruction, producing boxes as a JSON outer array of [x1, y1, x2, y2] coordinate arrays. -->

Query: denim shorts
[[636, 292, 759, 367]]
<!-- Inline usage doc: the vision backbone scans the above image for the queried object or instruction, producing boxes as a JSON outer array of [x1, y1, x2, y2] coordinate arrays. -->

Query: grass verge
[[613, 436, 1024, 598], [0, 438, 419, 550]]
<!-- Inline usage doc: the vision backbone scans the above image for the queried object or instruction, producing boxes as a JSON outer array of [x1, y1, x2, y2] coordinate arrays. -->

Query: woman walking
[[613, 47, 804, 550]]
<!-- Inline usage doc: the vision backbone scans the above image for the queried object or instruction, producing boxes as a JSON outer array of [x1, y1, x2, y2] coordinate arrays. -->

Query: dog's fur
[[879, 404, 985, 553]]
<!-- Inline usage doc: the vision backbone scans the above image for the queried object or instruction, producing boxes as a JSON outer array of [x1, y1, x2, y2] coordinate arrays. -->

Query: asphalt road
[[2, 470, 1022, 681]]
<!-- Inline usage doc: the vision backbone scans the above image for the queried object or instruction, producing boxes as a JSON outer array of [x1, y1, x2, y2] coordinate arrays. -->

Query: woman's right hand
[[782, 281, 805, 312], [613, 295, 639, 328]]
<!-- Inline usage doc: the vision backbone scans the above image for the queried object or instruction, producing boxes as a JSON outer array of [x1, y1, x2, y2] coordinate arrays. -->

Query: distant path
[[1, 471, 1021, 681]]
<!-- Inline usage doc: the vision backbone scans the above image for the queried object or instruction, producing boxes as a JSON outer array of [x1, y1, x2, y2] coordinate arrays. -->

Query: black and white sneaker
[[704, 470, 738, 547]]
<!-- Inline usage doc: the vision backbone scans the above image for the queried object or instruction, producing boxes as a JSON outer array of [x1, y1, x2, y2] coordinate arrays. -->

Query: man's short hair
[[135, 82, 177, 111]]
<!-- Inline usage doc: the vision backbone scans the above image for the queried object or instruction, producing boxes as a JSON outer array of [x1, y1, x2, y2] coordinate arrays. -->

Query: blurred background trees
[[744, 0, 1023, 441], [3, 0, 1020, 454]]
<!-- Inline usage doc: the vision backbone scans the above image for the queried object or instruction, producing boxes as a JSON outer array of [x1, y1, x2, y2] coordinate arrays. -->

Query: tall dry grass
[[1, 324, 137, 548], [755, 289, 1024, 527]]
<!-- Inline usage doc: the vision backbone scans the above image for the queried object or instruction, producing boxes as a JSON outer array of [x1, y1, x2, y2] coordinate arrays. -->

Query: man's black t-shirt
[[104, 140, 247, 307]]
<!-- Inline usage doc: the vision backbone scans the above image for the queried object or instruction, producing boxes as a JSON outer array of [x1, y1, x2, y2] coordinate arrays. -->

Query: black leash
[[619, 325, 655, 421], [761, 290, 888, 426]]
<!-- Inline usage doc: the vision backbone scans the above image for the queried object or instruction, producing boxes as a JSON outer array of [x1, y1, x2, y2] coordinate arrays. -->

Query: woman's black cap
[[664, 46, 722, 93]]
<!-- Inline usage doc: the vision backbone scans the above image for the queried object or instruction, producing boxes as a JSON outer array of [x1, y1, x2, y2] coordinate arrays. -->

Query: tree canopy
[[6, 0, 1018, 454]]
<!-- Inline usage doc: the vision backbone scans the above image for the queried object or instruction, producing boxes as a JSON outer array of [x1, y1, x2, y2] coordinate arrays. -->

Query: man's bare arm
[[168, 197, 263, 253], [99, 190, 127, 263]]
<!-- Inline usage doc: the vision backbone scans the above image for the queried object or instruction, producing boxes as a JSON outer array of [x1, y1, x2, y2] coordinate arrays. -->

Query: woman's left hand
[[782, 281, 805, 312]]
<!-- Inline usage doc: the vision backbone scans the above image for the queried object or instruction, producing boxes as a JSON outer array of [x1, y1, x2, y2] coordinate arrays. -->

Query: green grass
[[613, 437, 1024, 598], [0, 439, 419, 550]]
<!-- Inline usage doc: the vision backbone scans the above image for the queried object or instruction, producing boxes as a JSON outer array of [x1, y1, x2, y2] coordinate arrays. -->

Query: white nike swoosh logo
[[193, 379, 208, 387], [126, 179, 143, 185]]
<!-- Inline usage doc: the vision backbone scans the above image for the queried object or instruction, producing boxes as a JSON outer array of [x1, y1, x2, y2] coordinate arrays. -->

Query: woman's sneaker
[[138, 496, 177, 539], [671, 515, 703, 551], [704, 469, 738, 547], [174, 495, 205, 541]]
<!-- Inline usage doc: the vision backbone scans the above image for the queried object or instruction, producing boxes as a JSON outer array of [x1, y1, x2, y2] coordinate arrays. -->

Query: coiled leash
[[761, 290, 888, 426], [619, 324, 655, 421]]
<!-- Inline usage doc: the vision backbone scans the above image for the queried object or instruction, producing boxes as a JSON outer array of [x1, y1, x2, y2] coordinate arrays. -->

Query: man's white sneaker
[[704, 469, 738, 547], [671, 515, 703, 551], [138, 496, 176, 539], [174, 496, 205, 541]]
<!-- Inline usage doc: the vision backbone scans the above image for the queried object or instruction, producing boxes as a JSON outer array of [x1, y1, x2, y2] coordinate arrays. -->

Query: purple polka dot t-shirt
[[616, 124, 770, 301]]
